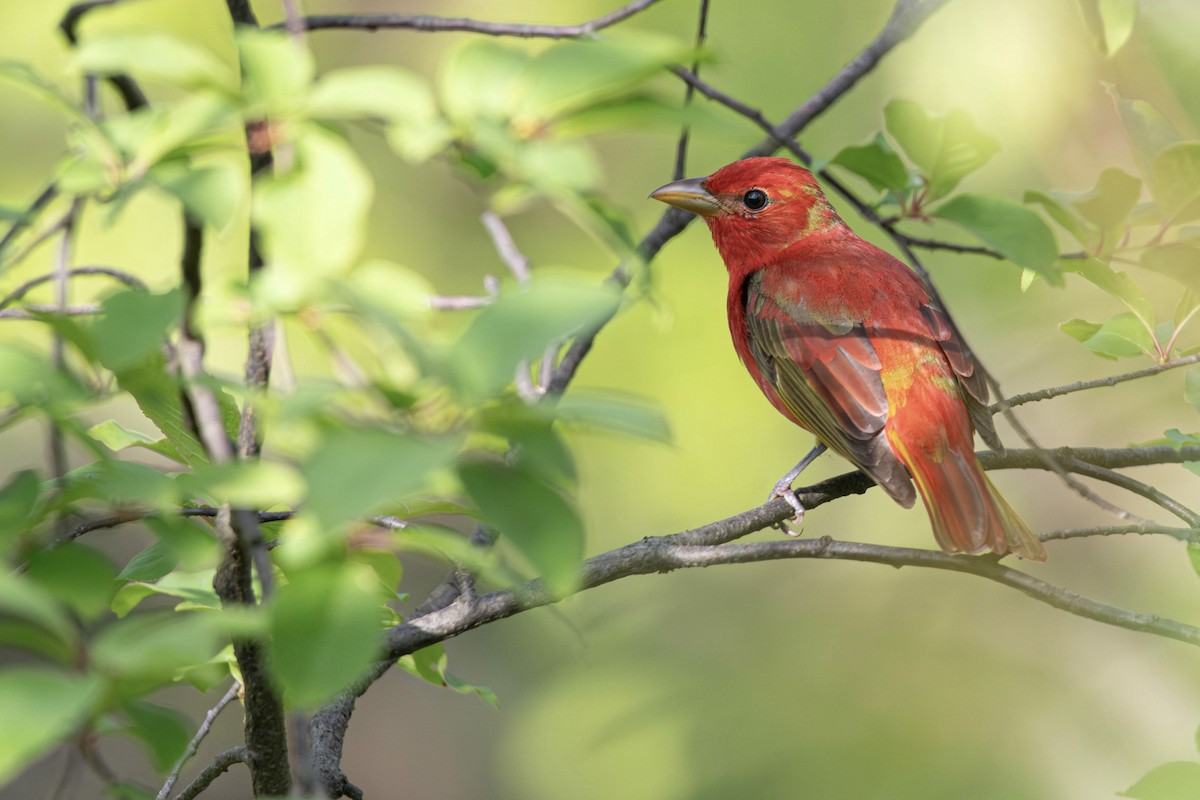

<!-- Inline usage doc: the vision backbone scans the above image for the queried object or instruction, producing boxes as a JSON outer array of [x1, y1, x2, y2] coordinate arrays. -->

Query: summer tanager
[[651, 157, 1044, 560]]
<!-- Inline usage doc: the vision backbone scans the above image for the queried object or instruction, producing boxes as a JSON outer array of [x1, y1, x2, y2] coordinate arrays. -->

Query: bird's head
[[650, 157, 844, 272]]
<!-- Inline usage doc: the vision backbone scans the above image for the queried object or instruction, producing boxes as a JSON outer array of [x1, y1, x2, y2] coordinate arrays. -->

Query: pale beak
[[649, 176, 721, 217]]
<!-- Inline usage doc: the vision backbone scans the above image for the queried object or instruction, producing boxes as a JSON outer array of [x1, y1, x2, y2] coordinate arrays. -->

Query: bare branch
[[385, 525, 1200, 665], [176, 209, 290, 797], [672, 0, 711, 180], [480, 211, 531, 282], [1000, 353, 1200, 410], [157, 682, 242, 800], [0, 182, 58, 261], [0, 266, 148, 310], [171, 746, 251, 800], [429, 294, 494, 310], [59, 0, 149, 110], [0, 304, 101, 319], [1040, 524, 1200, 543], [289, 0, 663, 38]]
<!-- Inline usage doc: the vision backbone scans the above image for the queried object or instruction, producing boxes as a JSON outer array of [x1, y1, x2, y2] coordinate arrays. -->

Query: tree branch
[[171, 746, 251, 800], [1000, 353, 1200, 410], [0, 182, 58, 261], [383, 516, 1200, 668], [0, 266, 148, 310], [157, 682, 242, 800], [287, 0, 663, 38]]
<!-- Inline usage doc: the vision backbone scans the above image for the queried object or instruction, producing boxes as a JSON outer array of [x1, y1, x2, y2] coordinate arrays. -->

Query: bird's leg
[[768, 443, 828, 534]]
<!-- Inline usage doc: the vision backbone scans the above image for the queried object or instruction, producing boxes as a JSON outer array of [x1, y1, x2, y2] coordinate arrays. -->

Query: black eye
[[742, 189, 768, 210]]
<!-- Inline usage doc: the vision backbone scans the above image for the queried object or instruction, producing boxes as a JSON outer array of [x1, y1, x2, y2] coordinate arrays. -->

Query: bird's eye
[[742, 189, 768, 211]]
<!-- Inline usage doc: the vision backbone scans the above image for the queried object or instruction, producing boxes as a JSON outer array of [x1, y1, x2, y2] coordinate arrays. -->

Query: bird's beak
[[649, 176, 721, 217]]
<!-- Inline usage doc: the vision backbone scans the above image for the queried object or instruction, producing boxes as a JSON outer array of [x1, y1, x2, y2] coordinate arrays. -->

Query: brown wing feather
[[743, 273, 916, 507]]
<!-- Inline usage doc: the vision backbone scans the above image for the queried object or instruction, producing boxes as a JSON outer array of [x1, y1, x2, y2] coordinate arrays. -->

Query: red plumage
[[652, 157, 1044, 560]]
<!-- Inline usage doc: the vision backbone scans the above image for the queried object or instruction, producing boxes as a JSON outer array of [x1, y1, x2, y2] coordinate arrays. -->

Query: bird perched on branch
[[651, 157, 1044, 561]]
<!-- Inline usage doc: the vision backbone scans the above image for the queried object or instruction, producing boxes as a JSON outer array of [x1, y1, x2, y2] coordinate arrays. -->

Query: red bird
[[651, 157, 1044, 560]]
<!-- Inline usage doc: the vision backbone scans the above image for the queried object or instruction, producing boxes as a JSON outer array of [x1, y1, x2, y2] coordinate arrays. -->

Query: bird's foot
[[768, 480, 805, 537]]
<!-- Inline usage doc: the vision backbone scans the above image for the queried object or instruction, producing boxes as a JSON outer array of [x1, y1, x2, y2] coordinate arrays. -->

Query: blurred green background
[[3, 0, 1200, 798]]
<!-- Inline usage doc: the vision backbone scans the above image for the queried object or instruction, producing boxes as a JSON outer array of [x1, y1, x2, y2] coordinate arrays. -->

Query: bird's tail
[[904, 442, 1046, 562]]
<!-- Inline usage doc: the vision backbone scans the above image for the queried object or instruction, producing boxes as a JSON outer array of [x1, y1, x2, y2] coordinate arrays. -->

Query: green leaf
[[1107, 87, 1180, 180], [117, 517, 218, 582], [555, 392, 671, 443], [74, 31, 232, 90], [517, 33, 691, 121], [1082, 311, 1158, 358], [113, 357, 209, 467], [267, 563, 384, 708], [1121, 761, 1200, 800], [396, 643, 499, 708], [25, 543, 117, 622], [308, 66, 437, 125], [87, 420, 185, 464], [1078, 0, 1140, 55], [459, 458, 583, 597], [110, 569, 220, 617], [1062, 258, 1154, 325], [92, 289, 182, 373], [1143, 245, 1200, 293], [1185, 369, 1200, 411], [830, 133, 910, 194], [0, 669, 104, 784], [439, 39, 530, 122], [253, 125, 372, 289], [236, 28, 314, 117], [179, 460, 304, 508], [65, 459, 180, 509], [117, 540, 180, 583], [1025, 189, 1091, 247], [1060, 318, 1106, 349], [883, 100, 999, 201], [302, 426, 459, 533], [1152, 142, 1200, 223], [1072, 167, 1142, 229], [131, 93, 236, 168], [0, 571, 78, 648], [0, 470, 43, 550], [150, 160, 244, 230], [451, 275, 621, 399], [930, 193, 1061, 281], [122, 700, 191, 773], [92, 611, 225, 683], [0, 345, 87, 408]]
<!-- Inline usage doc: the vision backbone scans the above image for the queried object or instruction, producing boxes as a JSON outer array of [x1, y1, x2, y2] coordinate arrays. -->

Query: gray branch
[[288, 0, 663, 37]]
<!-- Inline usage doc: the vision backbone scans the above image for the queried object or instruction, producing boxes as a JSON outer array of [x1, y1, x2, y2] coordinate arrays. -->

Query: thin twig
[[428, 294, 493, 311], [290, 0, 663, 37], [384, 527, 1200, 664], [1039, 524, 1200, 543], [0, 182, 58, 260], [0, 304, 102, 319], [171, 746, 251, 800], [157, 682, 242, 800], [672, 0, 710, 181], [0, 266, 148, 310], [480, 211, 531, 282], [1000, 353, 1200, 410]]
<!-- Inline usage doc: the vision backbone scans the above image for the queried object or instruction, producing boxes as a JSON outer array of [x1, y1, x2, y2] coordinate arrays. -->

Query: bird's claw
[[768, 481, 805, 537]]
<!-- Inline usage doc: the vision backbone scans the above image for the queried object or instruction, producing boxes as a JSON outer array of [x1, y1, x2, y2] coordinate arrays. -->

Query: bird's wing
[[918, 301, 1002, 452], [742, 271, 916, 507]]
